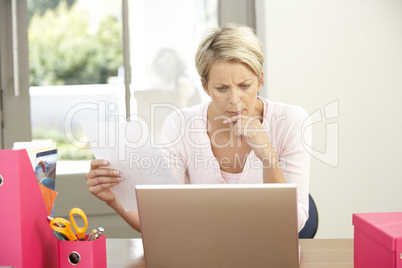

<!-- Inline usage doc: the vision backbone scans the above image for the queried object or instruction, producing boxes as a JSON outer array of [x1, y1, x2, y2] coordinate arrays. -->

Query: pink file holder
[[353, 212, 402, 268], [0, 149, 58, 268], [58, 235, 107, 268]]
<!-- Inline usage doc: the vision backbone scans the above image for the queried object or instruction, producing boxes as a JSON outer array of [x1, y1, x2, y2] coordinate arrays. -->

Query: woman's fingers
[[85, 159, 122, 186], [88, 181, 119, 195], [223, 115, 272, 159], [87, 160, 119, 177], [86, 174, 122, 187], [224, 115, 259, 139], [90, 159, 109, 170], [85, 159, 121, 203], [92, 167, 120, 177]]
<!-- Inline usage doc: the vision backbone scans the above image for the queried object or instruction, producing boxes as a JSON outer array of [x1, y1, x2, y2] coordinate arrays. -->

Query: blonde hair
[[195, 23, 264, 87]]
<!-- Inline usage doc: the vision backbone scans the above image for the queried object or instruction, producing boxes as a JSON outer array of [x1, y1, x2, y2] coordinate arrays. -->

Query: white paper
[[81, 120, 178, 211]]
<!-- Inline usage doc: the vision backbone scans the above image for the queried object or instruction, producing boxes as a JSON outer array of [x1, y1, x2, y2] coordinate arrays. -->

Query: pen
[[95, 227, 104, 239], [87, 227, 104, 241], [87, 229, 97, 241]]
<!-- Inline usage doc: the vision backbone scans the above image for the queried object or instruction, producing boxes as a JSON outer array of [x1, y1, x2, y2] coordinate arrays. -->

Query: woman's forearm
[[262, 155, 286, 183], [106, 199, 141, 233]]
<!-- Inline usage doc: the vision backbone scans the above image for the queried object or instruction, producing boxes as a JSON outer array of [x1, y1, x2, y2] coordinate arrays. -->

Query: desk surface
[[106, 238, 353, 267]]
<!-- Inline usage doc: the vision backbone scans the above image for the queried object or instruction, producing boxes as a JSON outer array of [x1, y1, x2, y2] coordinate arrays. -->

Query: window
[[27, 0, 218, 174]]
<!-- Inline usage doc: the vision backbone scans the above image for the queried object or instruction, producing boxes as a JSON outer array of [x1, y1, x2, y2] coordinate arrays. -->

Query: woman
[[85, 24, 311, 233]]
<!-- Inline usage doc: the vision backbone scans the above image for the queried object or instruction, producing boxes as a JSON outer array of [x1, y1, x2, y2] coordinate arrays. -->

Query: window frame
[[0, 0, 32, 149]]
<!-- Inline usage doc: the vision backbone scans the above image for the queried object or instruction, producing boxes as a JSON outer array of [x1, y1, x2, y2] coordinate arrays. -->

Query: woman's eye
[[241, 84, 251, 89], [216, 87, 225, 91]]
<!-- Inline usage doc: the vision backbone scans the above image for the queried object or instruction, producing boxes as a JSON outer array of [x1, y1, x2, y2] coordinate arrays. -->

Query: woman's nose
[[229, 89, 240, 105]]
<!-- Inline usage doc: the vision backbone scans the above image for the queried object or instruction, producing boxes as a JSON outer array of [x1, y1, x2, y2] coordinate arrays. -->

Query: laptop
[[135, 184, 299, 268]]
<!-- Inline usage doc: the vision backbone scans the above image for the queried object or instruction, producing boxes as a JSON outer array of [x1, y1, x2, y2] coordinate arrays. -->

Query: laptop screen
[[136, 184, 299, 268]]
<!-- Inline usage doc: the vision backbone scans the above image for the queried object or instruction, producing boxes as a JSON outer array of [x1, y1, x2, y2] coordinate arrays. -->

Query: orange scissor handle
[[69, 208, 88, 241], [50, 217, 77, 241]]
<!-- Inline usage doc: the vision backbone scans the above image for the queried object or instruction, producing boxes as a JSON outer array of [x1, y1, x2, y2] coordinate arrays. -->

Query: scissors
[[50, 208, 88, 241]]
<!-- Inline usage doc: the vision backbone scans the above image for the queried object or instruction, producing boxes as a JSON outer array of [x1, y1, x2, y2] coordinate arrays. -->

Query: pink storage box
[[58, 235, 107, 268], [353, 212, 402, 268], [0, 150, 58, 268]]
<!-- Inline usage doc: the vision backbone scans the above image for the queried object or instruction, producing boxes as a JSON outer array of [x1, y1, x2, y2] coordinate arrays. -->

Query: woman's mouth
[[227, 110, 244, 116]]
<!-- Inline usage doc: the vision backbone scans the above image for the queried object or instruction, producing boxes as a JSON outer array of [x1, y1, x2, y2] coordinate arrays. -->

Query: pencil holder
[[58, 235, 106, 268]]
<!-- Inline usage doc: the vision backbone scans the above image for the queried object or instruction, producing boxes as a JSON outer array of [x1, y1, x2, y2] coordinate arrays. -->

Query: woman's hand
[[85, 159, 141, 232], [85, 159, 123, 204], [224, 115, 285, 183], [223, 115, 272, 161]]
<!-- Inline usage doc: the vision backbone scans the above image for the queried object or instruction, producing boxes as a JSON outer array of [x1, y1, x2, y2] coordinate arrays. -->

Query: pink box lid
[[353, 212, 402, 251]]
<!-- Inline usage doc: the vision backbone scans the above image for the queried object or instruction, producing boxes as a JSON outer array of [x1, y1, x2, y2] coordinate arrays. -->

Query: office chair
[[298, 194, 319, 238]]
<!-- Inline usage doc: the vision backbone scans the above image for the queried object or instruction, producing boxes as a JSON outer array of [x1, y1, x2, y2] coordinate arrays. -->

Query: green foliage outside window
[[28, 0, 76, 21], [28, 1, 123, 86], [29, 0, 123, 160]]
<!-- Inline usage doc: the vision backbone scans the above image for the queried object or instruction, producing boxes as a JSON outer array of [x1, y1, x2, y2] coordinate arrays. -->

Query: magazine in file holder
[[0, 149, 58, 267]]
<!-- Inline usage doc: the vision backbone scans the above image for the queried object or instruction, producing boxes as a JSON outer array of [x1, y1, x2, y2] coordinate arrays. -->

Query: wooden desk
[[106, 238, 353, 267], [298, 239, 353, 268]]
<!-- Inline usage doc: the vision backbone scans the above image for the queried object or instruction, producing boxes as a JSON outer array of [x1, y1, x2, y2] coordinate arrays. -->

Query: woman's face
[[203, 61, 263, 120]]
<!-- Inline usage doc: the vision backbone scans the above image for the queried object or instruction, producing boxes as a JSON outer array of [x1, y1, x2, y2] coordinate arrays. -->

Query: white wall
[[261, 0, 402, 238]]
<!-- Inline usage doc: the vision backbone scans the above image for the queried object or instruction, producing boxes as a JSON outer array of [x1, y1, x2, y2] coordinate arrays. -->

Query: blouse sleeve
[[158, 112, 187, 184], [278, 106, 312, 232]]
